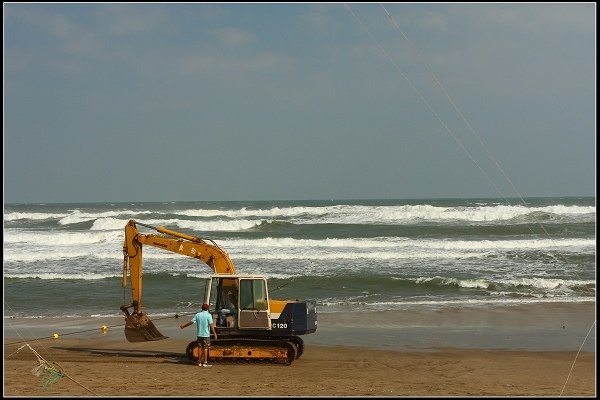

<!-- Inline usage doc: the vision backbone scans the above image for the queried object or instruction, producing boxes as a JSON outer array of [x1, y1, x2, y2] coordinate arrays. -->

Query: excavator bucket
[[123, 312, 168, 342]]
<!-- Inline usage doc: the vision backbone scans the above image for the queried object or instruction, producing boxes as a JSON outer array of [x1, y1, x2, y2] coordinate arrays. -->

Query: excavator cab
[[206, 275, 271, 330]]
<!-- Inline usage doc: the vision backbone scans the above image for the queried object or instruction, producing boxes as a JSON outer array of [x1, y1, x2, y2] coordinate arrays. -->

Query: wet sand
[[4, 302, 596, 396]]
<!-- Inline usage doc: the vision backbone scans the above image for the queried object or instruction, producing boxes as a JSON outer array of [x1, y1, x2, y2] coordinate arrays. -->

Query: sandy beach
[[4, 302, 596, 397]]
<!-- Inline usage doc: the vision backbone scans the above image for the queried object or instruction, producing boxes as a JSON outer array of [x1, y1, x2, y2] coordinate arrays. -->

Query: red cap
[[202, 303, 209, 310]]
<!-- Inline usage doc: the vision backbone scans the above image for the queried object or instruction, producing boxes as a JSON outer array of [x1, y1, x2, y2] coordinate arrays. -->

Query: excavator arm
[[120, 219, 235, 342]]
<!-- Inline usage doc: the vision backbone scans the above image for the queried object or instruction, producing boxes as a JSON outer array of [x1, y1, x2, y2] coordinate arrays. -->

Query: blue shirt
[[191, 310, 213, 338]]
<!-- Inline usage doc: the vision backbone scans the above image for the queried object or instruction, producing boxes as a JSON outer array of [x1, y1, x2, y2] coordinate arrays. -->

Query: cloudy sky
[[4, 3, 596, 203]]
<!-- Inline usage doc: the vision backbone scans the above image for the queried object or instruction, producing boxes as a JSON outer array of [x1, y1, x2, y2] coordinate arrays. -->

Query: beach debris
[[8, 343, 99, 395], [11, 344, 65, 388], [31, 360, 64, 388]]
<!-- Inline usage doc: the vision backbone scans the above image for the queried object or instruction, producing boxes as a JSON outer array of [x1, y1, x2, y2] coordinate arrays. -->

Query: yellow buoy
[[52, 333, 59, 339], [101, 325, 108, 333]]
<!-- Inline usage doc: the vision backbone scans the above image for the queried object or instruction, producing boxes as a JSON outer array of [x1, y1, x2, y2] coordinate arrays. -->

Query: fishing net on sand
[[9, 344, 65, 389], [30, 359, 65, 388], [8, 343, 98, 395]]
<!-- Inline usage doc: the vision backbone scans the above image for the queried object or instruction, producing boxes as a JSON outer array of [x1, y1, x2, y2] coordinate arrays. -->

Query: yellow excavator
[[120, 219, 317, 365]]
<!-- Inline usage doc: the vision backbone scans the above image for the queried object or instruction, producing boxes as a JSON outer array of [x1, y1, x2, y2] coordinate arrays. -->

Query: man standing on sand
[[180, 303, 218, 367]]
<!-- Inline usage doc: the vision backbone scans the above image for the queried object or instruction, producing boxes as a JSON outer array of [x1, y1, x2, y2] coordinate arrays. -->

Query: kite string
[[347, 3, 567, 256], [377, 3, 560, 242], [559, 319, 596, 396], [344, 3, 506, 201], [379, 4, 576, 255], [345, 6, 595, 394], [368, 9, 593, 381], [378, 3, 524, 203]]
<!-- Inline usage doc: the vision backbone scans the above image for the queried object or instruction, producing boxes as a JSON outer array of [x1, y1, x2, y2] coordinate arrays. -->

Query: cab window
[[239, 279, 268, 310]]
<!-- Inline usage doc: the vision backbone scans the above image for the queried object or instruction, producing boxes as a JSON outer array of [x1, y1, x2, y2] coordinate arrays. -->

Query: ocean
[[4, 197, 595, 323]]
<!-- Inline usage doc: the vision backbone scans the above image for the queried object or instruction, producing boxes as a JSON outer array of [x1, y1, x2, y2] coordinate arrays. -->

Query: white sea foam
[[86, 217, 265, 232], [3, 272, 120, 280], [4, 200, 595, 318], [4, 212, 70, 221], [413, 276, 595, 290], [4, 229, 595, 251], [172, 203, 596, 221], [224, 237, 595, 251], [3, 231, 595, 264], [317, 296, 596, 313], [3, 229, 121, 244], [4, 203, 595, 227]]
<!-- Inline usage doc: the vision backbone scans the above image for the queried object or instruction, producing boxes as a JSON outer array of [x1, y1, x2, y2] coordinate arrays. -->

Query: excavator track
[[186, 338, 297, 365], [257, 335, 304, 358], [283, 335, 304, 359]]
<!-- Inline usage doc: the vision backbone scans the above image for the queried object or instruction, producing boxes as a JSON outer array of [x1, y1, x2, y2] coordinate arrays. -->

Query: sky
[[3, 3, 596, 203]]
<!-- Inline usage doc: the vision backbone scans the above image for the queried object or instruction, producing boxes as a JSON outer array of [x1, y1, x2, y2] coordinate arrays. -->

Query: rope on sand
[[8, 343, 99, 396], [560, 320, 596, 396]]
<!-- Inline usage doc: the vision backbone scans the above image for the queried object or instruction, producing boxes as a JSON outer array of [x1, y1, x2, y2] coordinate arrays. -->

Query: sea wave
[[3, 272, 595, 318], [88, 217, 264, 232], [3, 199, 595, 317], [4, 272, 596, 294], [3, 235, 595, 263], [4, 203, 595, 227]]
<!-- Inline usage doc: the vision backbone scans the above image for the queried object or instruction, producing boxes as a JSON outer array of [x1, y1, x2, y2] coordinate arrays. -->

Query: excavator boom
[[120, 219, 235, 341]]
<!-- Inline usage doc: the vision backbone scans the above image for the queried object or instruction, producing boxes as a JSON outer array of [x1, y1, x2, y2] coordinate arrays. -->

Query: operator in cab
[[218, 290, 237, 327]]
